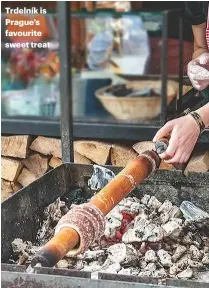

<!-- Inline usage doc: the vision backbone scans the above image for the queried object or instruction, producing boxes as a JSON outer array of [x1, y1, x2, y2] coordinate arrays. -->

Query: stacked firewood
[[1, 135, 209, 201]]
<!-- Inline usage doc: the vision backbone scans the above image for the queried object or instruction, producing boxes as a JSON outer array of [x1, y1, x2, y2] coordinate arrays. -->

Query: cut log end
[[23, 153, 49, 178], [185, 151, 209, 173], [1, 135, 31, 159], [1, 157, 23, 182], [74, 141, 111, 165], [111, 144, 137, 167], [17, 168, 37, 187], [30, 136, 61, 158]]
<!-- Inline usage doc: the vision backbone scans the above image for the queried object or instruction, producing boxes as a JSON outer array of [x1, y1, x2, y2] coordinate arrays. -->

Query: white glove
[[187, 53, 209, 91]]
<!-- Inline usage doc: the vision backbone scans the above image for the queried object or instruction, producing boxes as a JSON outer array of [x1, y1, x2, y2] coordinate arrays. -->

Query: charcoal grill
[[2, 164, 209, 287], [1, 2, 209, 288]]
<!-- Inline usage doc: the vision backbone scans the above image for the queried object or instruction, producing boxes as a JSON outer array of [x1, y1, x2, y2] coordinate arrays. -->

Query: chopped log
[[133, 141, 155, 155], [17, 168, 37, 187], [159, 161, 174, 170], [1, 135, 31, 159], [49, 157, 63, 169], [1, 157, 23, 182], [30, 136, 61, 158], [23, 153, 49, 178], [11, 182, 22, 192], [49, 151, 92, 169], [74, 151, 92, 165], [1, 179, 14, 201], [74, 141, 111, 165], [185, 151, 209, 173], [111, 144, 137, 167]]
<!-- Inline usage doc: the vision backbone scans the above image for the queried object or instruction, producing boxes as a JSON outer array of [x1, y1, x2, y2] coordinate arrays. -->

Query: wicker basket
[[96, 81, 177, 120]]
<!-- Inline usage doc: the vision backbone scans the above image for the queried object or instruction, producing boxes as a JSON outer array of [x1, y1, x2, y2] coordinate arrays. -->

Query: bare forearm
[[195, 103, 209, 127], [192, 23, 209, 59], [193, 48, 209, 59]]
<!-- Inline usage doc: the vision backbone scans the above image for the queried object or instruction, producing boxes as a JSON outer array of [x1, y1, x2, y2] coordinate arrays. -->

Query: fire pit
[[2, 164, 209, 288]]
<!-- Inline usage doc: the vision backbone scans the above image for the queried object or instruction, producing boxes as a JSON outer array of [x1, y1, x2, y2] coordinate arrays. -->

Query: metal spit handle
[[155, 137, 169, 154]]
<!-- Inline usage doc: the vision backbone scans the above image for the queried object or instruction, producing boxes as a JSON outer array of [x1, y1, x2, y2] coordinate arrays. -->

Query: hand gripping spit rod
[[30, 143, 167, 269]]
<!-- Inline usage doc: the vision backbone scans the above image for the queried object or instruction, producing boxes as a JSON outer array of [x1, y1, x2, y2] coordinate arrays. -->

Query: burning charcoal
[[118, 267, 140, 276], [133, 207, 148, 222], [10, 194, 209, 282], [158, 200, 173, 214], [172, 245, 187, 262], [144, 262, 157, 273], [149, 210, 158, 220], [139, 242, 148, 255], [104, 263, 121, 274], [188, 259, 204, 270], [157, 249, 172, 267], [162, 218, 183, 238], [17, 251, 29, 265], [138, 270, 152, 277], [203, 237, 209, 249], [118, 268, 131, 275], [36, 198, 68, 244], [43, 197, 67, 223], [123, 219, 148, 243], [122, 229, 138, 244], [131, 197, 141, 204], [124, 218, 164, 244], [190, 245, 203, 261], [204, 247, 209, 254], [144, 250, 157, 263], [159, 213, 170, 224], [74, 260, 84, 270], [56, 259, 69, 269], [177, 267, 193, 279], [152, 268, 167, 278], [169, 264, 180, 276], [180, 201, 209, 222], [119, 198, 139, 214], [169, 206, 182, 219], [83, 250, 105, 261], [182, 234, 193, 245], [139, 259, 147, 269], [101, 258, 112, 270], [12, 238, 28, 254], [123, 198, 135, 207], [104, 210, 123, 238], [162, 242, 173, 253], [107, 243, 138, 266], [202, 254, 209, 265], [147, 196, 162, 210], [110, 208, 123, 221], [134, 217, 150, 230], [88, 165, 115, 191], [142, 223, 156, 241], [146, 226, 164, 243], [141, 194, 150, 206], [66, 258, 77, 269], [176, 254, 191, 270], [83, 261, 102, 272], [130, 202, 142, 214]]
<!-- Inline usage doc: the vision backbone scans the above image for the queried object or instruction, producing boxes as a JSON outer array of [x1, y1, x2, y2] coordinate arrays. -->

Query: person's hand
[[153, 115, 200, 164], [188, 53, 209, 91]]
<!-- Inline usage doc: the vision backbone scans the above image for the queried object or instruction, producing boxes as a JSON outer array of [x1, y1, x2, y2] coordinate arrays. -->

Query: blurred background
[[1, 1, 194, 137]]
